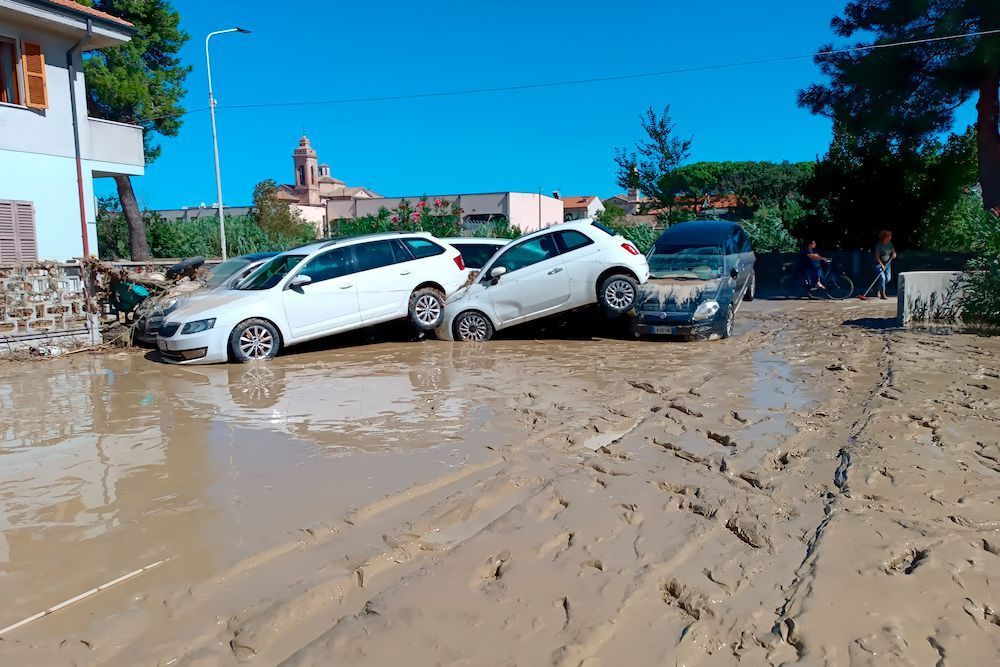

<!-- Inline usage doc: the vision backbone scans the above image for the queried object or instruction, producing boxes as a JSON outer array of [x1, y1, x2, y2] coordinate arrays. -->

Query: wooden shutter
[[0, 201, 37, 263], [20, 42, 47, 110], [0, 202, 16, 264]]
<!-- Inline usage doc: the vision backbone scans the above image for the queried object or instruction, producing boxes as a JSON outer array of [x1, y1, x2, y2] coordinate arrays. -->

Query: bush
[[327, 197, 465, 238], [740, 206, 799, 253], [471, 216, 522, 240], [960, 212, 1000, 328]]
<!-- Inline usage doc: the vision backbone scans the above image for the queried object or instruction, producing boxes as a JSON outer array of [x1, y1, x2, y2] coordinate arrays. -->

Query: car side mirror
[[289, 274, 312, 290], [730, 268, 738, 280], [488, 266, 507, 284]]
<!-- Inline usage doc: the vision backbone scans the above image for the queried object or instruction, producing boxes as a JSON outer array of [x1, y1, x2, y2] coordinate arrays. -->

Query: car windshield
[[453, 243, 503, 269], [648, 244, 724, 280], [205, 257, 253, 289], [239, 255, 306, 290]]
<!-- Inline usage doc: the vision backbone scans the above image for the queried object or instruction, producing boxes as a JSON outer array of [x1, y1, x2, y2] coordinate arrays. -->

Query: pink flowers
[[391, 215, 399, 224], [411, 212, 421, 222], [434, 198, 444, 207], [416, 200, 427, 209]]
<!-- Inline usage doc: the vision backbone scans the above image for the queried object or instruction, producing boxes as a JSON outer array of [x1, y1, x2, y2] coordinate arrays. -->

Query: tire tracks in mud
[[772, 329, 896, 653]]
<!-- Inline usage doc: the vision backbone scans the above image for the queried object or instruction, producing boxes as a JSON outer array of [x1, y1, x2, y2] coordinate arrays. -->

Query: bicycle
[[780, 260, 854, 300]]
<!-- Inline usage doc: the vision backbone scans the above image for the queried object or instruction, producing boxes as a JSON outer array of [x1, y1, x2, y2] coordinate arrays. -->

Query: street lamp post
[[206, 27, 250, 260]]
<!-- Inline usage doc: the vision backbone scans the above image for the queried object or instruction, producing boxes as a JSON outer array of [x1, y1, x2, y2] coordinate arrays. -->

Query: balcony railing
[[86, 117, 144, 168]]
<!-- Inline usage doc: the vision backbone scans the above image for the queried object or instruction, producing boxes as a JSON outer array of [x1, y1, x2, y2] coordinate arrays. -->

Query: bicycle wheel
[[823, 274, 854, 300], [780, 274, 808, 299]]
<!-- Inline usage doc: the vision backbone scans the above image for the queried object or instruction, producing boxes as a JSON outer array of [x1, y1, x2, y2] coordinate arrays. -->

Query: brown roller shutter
[[0, 201, 38, 263]]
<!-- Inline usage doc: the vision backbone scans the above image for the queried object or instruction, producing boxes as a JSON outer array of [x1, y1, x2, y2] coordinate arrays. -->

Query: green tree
[[798, 0, 1000, 213], [252, 179, 309, 237], [80, 0, 190, 259], [595, 203, 627, 226], [614, 105, 692, 212]]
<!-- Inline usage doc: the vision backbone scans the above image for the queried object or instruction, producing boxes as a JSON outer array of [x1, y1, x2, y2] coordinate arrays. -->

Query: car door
[[553, 229, 600, 305], [732, 228, 753, 296], [282, 247, 360, 339], [483, 233, 570, 325], [353, 239, 410, 321]]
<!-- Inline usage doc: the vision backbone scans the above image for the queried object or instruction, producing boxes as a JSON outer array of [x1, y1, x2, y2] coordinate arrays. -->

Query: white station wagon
[[438, 220, 650, 341], [157, 233, 467, 364]]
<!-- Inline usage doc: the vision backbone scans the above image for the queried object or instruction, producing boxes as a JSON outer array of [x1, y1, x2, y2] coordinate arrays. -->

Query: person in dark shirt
[[800, 240, 829, 289]]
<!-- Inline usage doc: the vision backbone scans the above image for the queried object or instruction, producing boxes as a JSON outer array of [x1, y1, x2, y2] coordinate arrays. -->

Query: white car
[[439, 237, 509, 270], [438, 220, 650, 342], [157, 233, 468, 364]]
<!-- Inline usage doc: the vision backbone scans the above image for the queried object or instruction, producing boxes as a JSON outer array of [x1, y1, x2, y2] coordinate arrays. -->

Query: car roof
[[518, 219, 602, 240], [654, 220, 741, 245], [241, 251, 280, 261], [287, 231, 435, 255], [440, 237, 508, 244]]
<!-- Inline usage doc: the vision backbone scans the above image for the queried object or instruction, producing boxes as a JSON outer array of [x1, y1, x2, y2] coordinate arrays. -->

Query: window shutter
[[0, 202, 16, 264], [14, 202, 37, 261], [0, 201, 37, 263], [20, 42, 47, 110]]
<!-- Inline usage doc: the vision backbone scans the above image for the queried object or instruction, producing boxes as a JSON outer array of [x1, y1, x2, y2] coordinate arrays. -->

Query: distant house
[[0, 0, 144, 262], [155, 206, 253, 222], [559, 195, 604, 221], [602, 188, 650, 216]]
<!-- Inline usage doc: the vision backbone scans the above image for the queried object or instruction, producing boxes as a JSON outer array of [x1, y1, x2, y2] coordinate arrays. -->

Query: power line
[[140, 27, 1000, 123]]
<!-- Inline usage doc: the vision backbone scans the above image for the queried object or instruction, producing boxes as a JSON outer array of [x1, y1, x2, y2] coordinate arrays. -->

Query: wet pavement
[[1, 299, 997, 666]]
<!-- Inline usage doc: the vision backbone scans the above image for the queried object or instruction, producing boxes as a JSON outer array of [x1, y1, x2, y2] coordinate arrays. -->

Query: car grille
[[159, 322, 180, 338]]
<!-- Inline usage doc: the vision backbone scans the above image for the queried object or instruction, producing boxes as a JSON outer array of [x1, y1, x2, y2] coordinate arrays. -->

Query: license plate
[[157, 340, 167, 351], [650, 325, 676, 335]]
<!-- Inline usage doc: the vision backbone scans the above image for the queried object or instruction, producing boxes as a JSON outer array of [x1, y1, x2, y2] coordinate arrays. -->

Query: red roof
[[561, 195, 598, 209], [44, 0, 134, 27]]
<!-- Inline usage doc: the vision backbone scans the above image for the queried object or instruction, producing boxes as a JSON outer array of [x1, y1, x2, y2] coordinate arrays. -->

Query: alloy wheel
[[457, 313, 490, 341], [239, 325, 275, 359], [414, 294, 442, 327], [604, 279, 636, 311]]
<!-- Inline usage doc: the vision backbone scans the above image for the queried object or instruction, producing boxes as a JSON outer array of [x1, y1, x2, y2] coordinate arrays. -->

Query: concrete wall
[[86, 118, 144, 168], [291, 204, 326, 236], [327, 192, 565, 234], [897, 271, 966, 326], [753, 250, 975, 297]]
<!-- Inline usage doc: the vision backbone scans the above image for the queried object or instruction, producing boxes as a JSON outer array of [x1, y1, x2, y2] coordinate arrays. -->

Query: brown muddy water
[[1, 300, 999, 666]]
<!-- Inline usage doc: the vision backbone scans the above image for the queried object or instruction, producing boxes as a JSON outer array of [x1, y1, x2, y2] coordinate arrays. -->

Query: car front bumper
[[156, 329, 228, 365]]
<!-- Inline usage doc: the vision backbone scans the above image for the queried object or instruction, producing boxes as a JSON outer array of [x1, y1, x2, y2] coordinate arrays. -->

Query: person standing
[[873, 230, 897, 300]]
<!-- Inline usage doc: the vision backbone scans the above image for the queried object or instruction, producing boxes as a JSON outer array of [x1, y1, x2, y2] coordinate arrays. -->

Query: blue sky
[[105, 0, 859, 209]]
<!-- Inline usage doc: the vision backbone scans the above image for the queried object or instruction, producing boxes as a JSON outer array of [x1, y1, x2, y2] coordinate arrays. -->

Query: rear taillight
[[622, 243, 639, 256], [453, 254, 465, 270]]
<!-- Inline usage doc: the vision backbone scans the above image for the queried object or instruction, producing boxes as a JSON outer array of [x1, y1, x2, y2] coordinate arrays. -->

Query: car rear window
[[402, 237, 446, 259], [590, 221, 617, 236], [452, 243, 502, 269]]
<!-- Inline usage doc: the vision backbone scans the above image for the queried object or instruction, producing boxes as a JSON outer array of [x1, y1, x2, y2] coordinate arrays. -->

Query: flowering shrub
[[327, 197, 463, 238]]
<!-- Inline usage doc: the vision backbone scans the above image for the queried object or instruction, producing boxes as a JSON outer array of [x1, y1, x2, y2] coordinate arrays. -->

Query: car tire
[[720, 305, 735, 339], [229, 318, 281, 363], [409, 287, 445, 331], [599, 274, 639, 314], [744, 270, 756, 301], [453, 310, 494, 342]]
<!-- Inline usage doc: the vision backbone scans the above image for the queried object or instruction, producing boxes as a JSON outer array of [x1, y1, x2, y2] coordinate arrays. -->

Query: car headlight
[[692, 300, 720, 321], [181, 318, 216, 334]]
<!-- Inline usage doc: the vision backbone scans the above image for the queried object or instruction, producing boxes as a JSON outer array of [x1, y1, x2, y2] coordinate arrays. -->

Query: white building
[[559, 195, 604, 221], [0, 0, 144, 263]]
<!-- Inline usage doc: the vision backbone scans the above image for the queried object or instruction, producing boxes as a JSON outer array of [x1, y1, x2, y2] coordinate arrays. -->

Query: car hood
[[166, 289, 271, 322], [637, 278, 723, 312]]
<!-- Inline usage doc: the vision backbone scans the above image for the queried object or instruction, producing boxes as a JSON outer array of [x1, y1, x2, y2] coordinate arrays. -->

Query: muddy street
[[1, 300, 998, 666]]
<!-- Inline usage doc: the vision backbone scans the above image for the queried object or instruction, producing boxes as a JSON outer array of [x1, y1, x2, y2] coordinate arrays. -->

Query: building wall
[[327, 192, 564, 234], [507, 192, 563, 232], [0, 21, 143, 261], [291, 204, 326, 235]]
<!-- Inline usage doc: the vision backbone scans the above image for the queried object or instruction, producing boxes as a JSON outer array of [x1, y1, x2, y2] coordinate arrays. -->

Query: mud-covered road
[[1, 300, 998, 666]]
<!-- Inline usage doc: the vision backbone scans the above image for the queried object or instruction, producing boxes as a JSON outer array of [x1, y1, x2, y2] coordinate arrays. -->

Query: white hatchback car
[[157, 233, 467, 364], [438, 220, 650, 342]]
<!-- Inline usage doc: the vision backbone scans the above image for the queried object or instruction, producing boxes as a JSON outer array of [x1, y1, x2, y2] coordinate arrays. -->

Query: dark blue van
[[632, 220, 755, 339]]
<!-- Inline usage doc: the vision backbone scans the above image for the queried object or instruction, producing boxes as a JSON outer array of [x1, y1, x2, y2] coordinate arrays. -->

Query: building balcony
[[86, 117, 145, 176]]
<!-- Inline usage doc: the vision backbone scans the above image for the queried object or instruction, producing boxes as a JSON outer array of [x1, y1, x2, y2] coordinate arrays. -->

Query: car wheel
[[599, 274, 639, 314], [744, 270, 756, 301], [454, 311, 494, 342], [409, 287, 445, 331], [229, 318, 281, 363], [721, 305, 735, 339]]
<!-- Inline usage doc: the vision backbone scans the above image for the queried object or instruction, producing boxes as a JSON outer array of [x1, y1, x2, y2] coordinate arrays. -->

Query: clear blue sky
[[104, 0, 859, 209]]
